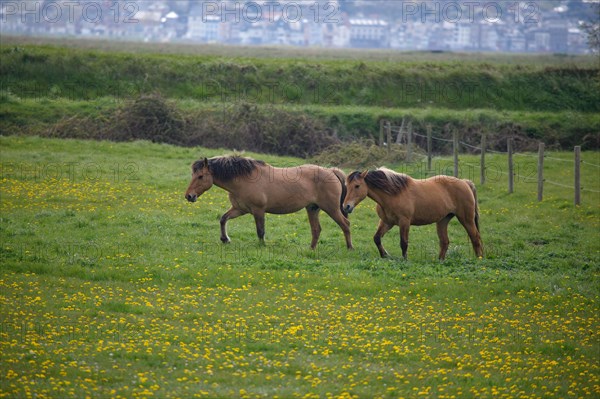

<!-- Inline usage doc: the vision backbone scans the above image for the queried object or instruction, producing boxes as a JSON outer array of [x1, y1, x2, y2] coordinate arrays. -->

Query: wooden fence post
[[508, 137, 514, 194], [406, 121, 413, 163], [453, 128, 459, 177], [426, 124, 432, 171], [379, 119, 385, 147], [574, 145, 581, 205], [386, 121, 392, 154], [396, 117, 406, 144], [480, 132, 486, 185], [537, 142, 544, 202]]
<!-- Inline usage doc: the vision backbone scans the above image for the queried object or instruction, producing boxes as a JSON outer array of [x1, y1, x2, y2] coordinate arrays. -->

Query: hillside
[[1, 38, 599, 155], [2, 41, 599, 111]]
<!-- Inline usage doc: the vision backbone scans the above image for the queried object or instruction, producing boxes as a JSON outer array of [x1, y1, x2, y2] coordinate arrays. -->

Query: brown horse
[[343, 168, 482, 260], [185, 156, 353, 249]]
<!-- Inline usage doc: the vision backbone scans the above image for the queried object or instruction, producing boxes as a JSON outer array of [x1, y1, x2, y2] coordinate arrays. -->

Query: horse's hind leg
[[374, 219, 393, 258], [220, 207, 246, 243], [252, 210, 266, 244], [399, 223, 411, 260], [306, 206, 322, 250], [456, 214, 483, 258], [436, 215, 453, 260]]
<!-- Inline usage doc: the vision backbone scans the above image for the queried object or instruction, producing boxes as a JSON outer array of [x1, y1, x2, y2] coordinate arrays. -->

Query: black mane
[[349, 169, 410, 195], [193, 156, 266, 182]]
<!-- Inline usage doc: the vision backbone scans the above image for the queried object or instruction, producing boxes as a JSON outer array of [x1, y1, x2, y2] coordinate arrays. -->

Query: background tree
[[580, 1, 600, 53]]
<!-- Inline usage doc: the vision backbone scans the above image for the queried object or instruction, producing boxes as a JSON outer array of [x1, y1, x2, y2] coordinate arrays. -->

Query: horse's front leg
[[252, 210, 266, 244], [399, 223, 411, 259], [306, 206, 322, 250], [220, 207, 246, 243], [322, 207, 353, 250], [374, 219, 393, 258]]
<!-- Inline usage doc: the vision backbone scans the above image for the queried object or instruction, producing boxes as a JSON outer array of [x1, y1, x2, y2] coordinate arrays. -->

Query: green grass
[[1, 136, 599, 398], [2, 96, 598, 150], [1, 39, 598, 112], [1, 38, 598, 153], [5, 35, 599, 65]]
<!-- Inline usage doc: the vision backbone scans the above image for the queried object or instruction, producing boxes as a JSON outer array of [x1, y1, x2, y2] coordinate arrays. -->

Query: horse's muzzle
[[343, 204, 354, 214], [186, 193, 197, 203]]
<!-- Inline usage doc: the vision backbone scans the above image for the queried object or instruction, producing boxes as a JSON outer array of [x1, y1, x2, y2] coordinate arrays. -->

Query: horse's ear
[[360, 170, 368, 178], [203, 157, 209, 169]]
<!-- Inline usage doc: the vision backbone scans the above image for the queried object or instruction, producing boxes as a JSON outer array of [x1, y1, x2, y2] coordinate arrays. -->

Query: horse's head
[[343, 170, 369, 214], [185, 158, 214, 203]]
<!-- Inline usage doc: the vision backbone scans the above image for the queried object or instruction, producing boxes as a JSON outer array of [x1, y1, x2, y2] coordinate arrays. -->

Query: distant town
[[1, 0, 598, 53]]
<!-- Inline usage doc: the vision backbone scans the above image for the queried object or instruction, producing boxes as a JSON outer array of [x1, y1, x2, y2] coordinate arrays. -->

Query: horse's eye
[[355, 185, 360, 189], [198, 175, 203, 180]]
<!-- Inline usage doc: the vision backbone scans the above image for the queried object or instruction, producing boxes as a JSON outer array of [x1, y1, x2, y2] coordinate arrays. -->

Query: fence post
[[508, 137, 514, 194], [537, 142, 544, 202], [386, 121, 392, 154], [480, 132, 486, 185], [427, 124, 432, 171], [379, 119, 385, 147], [396, 117, 406, 144], [406, 121, 413, 163], [574, 145, 581, 205], [453, 128, 459, 177]]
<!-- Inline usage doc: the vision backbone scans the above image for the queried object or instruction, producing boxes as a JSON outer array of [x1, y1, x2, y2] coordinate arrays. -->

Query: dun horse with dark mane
[[343, 168, 482, 260], [185, 156, 353, 249]]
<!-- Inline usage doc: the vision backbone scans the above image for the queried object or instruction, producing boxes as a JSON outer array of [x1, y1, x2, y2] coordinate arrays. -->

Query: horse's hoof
[[221, 238, 231, 244]]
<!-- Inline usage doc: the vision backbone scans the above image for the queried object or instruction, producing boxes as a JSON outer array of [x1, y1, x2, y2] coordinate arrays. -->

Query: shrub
[[111, 94, 185, 145], [183, 103, 339, 157], [39, 98, 339, 158], [312, 141, 417, 169]]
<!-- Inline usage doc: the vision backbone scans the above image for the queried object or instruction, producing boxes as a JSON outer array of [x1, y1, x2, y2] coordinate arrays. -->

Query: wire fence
[[381, 120, 600, 205]]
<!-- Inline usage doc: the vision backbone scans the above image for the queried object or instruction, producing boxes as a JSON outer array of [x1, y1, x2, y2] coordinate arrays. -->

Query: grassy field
[[1, 37, 599, 151], [1, 136, 598, 398], [5, 35, 597, 64], [2, 40, 598, 111]]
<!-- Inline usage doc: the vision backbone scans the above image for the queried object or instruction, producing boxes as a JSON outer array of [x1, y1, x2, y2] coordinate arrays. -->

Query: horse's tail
[[332, 168, 348, 218], [466, 180, 480, 232]]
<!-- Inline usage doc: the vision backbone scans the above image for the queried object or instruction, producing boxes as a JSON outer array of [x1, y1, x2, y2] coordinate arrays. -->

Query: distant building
[[0, 0, 594, 53], [349, 18, 389, 48], [528, 30, 551, 52], [448, 23, 472, 50], [504, 29, 527, 52], [547, 19, 569, 53], [389, 20, 426, 50], [187, 6, 221, 42], [239, 22, 265, 45], [304, 19, 325, 47], [470, 23, 500, 51], [427, 24, 447, 51], [329, 23, 350, 47], [265, 18, 305, 46]]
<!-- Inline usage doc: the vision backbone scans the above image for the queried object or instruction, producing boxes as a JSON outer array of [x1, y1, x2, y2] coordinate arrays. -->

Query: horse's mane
[[193, 156, 266, 182], [349, 168, 410, 195]]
